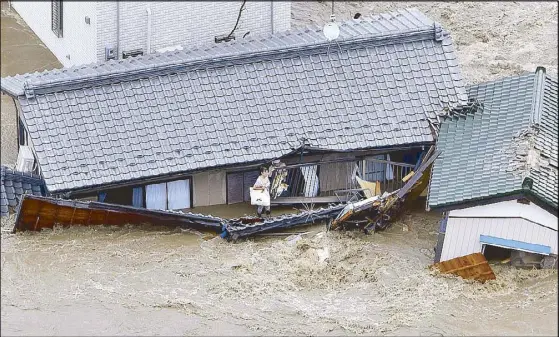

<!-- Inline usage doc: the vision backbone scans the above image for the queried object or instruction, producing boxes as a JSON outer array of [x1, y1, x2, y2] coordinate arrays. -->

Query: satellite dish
[[323, 15, 340, 41]]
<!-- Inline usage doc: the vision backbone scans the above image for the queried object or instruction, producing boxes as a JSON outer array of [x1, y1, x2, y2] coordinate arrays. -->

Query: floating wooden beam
[[13, 195, 224, 233]]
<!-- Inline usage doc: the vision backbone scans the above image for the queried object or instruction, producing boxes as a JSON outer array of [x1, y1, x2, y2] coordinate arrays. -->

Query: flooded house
[[0, 8, 468, 214], [0, 165, 46, 217], [6, 1, 291, 67], [428, 68, 558, 268]]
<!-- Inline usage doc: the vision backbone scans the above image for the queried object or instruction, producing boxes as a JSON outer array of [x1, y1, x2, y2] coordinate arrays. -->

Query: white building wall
[[96, 1, 291, 62], [440, 217, 558, 262], [449, 200, 558, 231], [11, 1, 98, 67]]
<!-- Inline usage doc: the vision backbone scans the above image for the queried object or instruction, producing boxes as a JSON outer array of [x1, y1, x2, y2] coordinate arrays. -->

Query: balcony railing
[[269, 156, 416, 204]]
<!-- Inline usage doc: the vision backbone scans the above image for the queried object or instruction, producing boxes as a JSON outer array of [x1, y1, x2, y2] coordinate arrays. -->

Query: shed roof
[[1, 8, 467, 193], [1, 165, 45, 217], [428, 68, 558, 210]]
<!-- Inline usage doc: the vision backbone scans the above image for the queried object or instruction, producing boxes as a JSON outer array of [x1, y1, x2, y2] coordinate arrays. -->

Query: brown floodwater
[[2, 204, 557, 336], [1, 3, 557, 336]]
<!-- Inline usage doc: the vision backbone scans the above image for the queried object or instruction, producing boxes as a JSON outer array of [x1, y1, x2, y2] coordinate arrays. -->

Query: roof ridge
[[13, 8, 443, 97], [530, 66, 547, 124]]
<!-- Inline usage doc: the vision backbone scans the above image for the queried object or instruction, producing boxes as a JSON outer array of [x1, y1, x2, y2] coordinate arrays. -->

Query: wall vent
[[215, 34, 235, 43], [122, 49, 144, 59], [105, 47, 116, 61]]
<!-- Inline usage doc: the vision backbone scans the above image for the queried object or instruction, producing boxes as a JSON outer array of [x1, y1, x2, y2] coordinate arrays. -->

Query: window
[[51, 0, 63, 38], [226, 170, 259, 204], [145, 179, 191, 210]]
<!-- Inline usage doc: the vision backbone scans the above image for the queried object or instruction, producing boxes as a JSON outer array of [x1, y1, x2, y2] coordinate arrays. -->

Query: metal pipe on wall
[[116, 1, 120, 59], [146, 7, 152, 54], [270, 1, 274, 34]]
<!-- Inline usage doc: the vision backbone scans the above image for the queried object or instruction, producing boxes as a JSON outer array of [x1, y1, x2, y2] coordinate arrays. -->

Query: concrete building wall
[[96, 1, 291, 62], [11, 1, 98, 67], [440, 206, 558, 262], [13, 1, 291, 66], [192, 170, 227, 207]]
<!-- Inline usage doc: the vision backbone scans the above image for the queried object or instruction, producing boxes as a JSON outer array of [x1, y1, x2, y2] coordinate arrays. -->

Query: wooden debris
[[429, 253, 496, 283], [402, 170, 415, 182], [12, 195, 224, 233]]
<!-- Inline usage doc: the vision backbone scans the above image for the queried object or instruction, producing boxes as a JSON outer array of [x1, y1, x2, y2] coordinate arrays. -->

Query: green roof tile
[[428, 69, 558, 210]]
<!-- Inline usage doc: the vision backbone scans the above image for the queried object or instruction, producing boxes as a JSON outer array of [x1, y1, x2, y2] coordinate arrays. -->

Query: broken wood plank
[[429, 253, 496, 283], [402, 170, 415, 183]]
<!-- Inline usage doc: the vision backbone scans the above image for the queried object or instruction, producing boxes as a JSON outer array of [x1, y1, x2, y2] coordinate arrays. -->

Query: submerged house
[[428, 68, 558, 267], [1, 166, 46, 217], [1, 8, 468, 212]]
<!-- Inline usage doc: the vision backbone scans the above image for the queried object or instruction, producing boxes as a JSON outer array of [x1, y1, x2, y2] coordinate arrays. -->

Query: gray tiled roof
[[1, 165, 45, 217], [1, 8, 467, 193], [428, 68, 558, 210]]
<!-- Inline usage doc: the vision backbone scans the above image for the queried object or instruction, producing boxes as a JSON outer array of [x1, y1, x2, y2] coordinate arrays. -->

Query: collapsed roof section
[[1, 165, 46, 217], [1, 8, 467, 194]]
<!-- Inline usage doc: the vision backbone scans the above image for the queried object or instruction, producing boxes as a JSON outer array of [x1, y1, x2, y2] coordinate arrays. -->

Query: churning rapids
[[1, 2, 557, 335], [1, 206, 557, 336]]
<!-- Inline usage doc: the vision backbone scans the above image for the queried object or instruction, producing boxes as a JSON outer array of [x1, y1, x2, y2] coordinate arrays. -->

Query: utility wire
[[226, 0, 247, 41]]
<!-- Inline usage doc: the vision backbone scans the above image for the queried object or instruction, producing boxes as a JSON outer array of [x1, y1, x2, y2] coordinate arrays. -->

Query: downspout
[[146, 7, 152, 54], [270, 1, 274, 34], [116, 1, 120, 59]]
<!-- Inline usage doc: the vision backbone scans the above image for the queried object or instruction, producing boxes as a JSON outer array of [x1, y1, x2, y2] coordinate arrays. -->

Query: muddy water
[[2, 206, 557, 336], [1, 2, 557, 335]]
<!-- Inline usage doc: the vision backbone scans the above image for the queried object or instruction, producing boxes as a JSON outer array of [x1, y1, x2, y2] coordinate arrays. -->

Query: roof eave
[[428, 188, 558, 213]]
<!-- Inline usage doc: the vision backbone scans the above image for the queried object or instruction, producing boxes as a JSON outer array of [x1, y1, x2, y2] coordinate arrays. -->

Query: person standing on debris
[[253, 165, 271, 218]]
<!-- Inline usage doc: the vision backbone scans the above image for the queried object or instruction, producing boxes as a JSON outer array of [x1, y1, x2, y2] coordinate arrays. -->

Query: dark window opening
[[51, 0, 63, 38], [18, 118, 28, 146], [483, 245, 511, 262], [102, 186, 133, 206], [227, 170, 259, 204]]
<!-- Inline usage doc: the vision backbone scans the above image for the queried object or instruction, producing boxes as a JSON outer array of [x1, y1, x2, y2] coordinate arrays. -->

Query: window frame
[[51, 0, 63, 38]]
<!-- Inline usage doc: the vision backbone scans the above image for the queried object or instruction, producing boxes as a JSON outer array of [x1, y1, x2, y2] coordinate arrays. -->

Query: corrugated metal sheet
[[448, 200, 557, 231], [440, 216, 558, 262], [430, 253, 496, 282]]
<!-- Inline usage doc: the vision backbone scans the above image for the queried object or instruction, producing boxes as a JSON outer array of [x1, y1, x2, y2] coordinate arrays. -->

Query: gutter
[[116, 1, 120, 59]]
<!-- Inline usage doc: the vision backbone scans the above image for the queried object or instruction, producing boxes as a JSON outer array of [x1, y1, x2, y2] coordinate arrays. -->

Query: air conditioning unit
[[16, 146, 34, 173], [122, 49, 144, 59]]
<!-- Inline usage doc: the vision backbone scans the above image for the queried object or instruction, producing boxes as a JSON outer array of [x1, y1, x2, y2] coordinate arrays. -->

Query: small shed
[[428, 68, 558, 267]]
